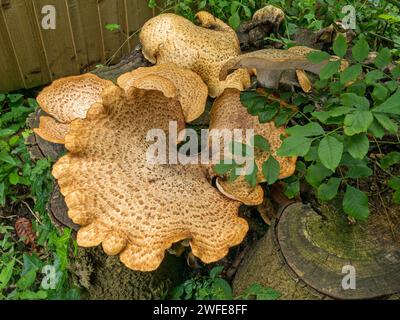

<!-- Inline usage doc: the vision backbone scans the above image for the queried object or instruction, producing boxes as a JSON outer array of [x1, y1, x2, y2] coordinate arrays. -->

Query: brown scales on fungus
[[117, 64, 208, 122], [139, 12, 251, 98], [34, 74, 113, 144], [209, 89, 297, 206], [52, 84, 248, 272]]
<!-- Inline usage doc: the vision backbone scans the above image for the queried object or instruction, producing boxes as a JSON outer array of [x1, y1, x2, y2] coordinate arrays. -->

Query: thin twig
[[21, 201, 42, 225]]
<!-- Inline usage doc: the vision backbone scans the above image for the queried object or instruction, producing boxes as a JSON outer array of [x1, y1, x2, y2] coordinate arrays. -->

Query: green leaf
[[253, 135, 270, 151], [372, 84, 389, 102], [340, 64, 362, 84], [380, 151, 400, 169], [228, 11, 241, 30], [345, 134, 369, 159], [306, 163, 333, 188], [245, 162, 258, 187], [374, 48, 391, 69], [365, 70, 385, 85], [16, 269, 37, 290], [0, 151, 18, 166], [18, 290, 48, 300], [368, 119, 385, 138], [105, 23, 120, 31], [307, 51, 331, 63], [392, 65, 400, 78], [0, 93, 6, 102], [209, 266, 224, 279], [0, 128, 17, 138], [8, 93, 23, 103], [284, 179, 300, 199], [352, 38, 370, 62], [374, 113, 398, 134], [343, 185, 369, 220], [230, 141, 251, 157], [0, 182, 5, 206], [333, 34, 347, 58], [387, 176, 400, 190], [0, 258, 15, 289], [241, 283, 281, 300], [344, 110, 374, 136], [373, 89, 400, 114], [320, 61, 341, 80], [346, 165, 372, 178], [341, 93, 370, 109], [214, 162, 237, 175], [277, 136, 312, 157], [211, 278, 233, 300], [9, 172, 20, 185], [318, 177, 341, 201], [286, 122, 324, 137], [262, 157, 280, 185], [258, 103, 279, 123], [318, 136, 343, 171]]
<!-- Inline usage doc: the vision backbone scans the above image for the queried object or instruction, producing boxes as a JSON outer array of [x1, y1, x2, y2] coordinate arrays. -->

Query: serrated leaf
[[258, 103, 279, 123], [305, 163, 333, 188], [343, 185, 369, 220], [352, 38, 370, 62], [318, 177, 341, 201], [320, 61, 341, 80], [373, 89, 400, 114], [307, 51, 331, 63], [286, 122, 324, 137], [372, 84, 389, 102], [262, 157, 280, 185], [365, 70, 385, 85], [340, 64, 362, 84], [253, 135, 270, 151], [345, 134, 369, 159], [333, 34, 347, 58], [341, 93, 370, 109], [374, 113, 398, 134], [344, 110, 374, 136], [318, 136, 343, 171], [277, 136, 312, 157], [375, 48, 391, 69]]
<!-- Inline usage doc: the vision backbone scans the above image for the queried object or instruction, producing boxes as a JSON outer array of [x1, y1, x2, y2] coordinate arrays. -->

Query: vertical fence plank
[[67, 0, 104, 72], [1, 0, 50, 89], [0, 6, 24, 93], [32, 0, 80, 79], [126, 0, 154, 49]]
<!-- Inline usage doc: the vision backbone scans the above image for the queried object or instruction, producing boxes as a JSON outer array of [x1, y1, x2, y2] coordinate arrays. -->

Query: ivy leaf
[[262, 157, 280, 185], [343, 186, 369, 220], [318, 136, 343, 171], [374, 113, 398, 134], [320, 61, 341, 80], [340, 64, 362, 84], [307, 51, 331, 63], [352, 38, 370, 62], [253, 135, 270, 151], [285, 122, 324, 137], [277, 136, 312, 157], [344, 110, 374, 136], [345, 134, 369, 159], [318, 177, 341, 201], [374, 47, 391, 69], [373, 89, 400, 115], [333, 34, 347, 58], [305, 163, 333, 188]]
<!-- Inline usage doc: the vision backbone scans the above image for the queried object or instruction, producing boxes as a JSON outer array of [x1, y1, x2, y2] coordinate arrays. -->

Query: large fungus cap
[[117, 63, 208, 122], [219, 46, 344, 89], [252, 5, 285, 26], [139, 12, 251, 98], [34, 74, 113, 144], [209, 88, 297, 205], [52, 84, 248, 271]]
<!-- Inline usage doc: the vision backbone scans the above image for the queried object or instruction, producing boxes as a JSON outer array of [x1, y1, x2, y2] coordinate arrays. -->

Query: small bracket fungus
[[34, 74, 113, 144], [139, 12, 251, 98], [209, 89, 297, 206], [117, 64, 208, 122], [52, 84, 248, 272], [220, 46, 346, 91]]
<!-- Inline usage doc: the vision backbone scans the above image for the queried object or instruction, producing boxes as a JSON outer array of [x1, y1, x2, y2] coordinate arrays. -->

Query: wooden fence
[[0, 0, 156, 93]]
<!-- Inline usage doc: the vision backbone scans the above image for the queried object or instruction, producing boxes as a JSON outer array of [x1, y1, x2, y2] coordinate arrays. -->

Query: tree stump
[[26, 47, 186, 300], [233, 201, 400, 299]]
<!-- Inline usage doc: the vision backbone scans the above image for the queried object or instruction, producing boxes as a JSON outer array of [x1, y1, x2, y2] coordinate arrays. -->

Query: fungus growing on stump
[[52, 84, 248, 272], [34, 74, 113, 144], [219, 46, 346, 91], [209, 89, 297, 206], [117, 64, 208, 122], [139, 12, 251, 97]]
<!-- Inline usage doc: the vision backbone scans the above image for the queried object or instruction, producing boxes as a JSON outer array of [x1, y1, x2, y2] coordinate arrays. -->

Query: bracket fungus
[[209, 89, 297, 206], [52, 84, 248, 271], [34, 74, 113, 144], [117, 64, 208, 122], [139, 12, 251, 98], [219, 46, 346, 91]]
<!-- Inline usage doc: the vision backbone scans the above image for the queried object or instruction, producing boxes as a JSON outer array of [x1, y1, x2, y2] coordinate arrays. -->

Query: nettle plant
[[237, 35, 400, 220]]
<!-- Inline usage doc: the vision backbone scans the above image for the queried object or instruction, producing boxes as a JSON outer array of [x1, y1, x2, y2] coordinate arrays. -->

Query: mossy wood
[[234, 202, 400, 299]]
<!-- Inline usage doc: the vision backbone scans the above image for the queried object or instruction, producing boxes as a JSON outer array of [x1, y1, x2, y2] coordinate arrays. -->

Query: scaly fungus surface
[[139, 12, 251, 97], [52, 84, 248, 272]]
